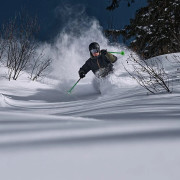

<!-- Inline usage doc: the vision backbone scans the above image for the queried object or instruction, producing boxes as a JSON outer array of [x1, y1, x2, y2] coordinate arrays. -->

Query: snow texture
[[0, 15, 180, 180]]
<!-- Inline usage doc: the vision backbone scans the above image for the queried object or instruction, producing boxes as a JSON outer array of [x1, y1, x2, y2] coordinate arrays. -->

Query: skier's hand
[[101, 49, 107, 55], [80, 73, 85, 79], [79, 69, 86, 79]]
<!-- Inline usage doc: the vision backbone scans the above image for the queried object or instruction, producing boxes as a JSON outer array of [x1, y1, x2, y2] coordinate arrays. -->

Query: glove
[[79, 69, 86, 79], [101, 49, 107, 55]]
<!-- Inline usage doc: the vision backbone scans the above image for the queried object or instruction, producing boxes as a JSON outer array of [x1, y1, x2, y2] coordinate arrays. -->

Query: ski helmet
[[89, 42, 100, 52]]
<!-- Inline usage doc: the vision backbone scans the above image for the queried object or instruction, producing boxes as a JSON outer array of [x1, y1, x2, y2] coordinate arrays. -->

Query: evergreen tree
[[107, 0, 135, 10], [121, 0, 180, 58]]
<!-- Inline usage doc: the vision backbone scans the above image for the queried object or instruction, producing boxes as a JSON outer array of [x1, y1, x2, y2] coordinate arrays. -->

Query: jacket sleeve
[[105, 52, 117, 63], [79, 60, 91, 74]]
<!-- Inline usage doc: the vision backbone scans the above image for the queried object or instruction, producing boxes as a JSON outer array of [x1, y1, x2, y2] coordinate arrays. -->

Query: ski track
[[1, 77, 180, 151], [1, 53, 180, 180]]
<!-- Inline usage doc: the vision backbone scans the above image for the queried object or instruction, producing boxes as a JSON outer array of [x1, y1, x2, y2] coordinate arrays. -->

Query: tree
[[124, 53, 171, 94], [2, 12, 40, 80], [105, 0, 136, 43], [0, 28, 6, 63], [121, 0, 180, 58], [104, 29, 122, 43], [29, 51, 52, 81], [1, 11, 52, 81], [106, 0, 135, 11]]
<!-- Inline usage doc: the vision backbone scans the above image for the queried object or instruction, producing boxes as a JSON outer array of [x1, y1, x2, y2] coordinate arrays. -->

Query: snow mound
[[0, 94, 7, 107]]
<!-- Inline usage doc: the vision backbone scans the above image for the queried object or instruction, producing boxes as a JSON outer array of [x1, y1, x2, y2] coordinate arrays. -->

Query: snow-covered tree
[[121, 0, 180, 58]]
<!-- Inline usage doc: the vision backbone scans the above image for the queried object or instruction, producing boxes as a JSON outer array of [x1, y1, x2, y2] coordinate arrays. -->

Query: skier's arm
[[78, 60, 91, 78], [101, 49, 117, 63]]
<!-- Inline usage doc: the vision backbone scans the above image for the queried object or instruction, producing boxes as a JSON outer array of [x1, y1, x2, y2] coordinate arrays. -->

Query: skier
[[78, 42, 117, 79]]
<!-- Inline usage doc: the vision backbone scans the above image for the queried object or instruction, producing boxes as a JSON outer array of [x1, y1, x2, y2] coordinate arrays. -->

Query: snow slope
[[0, 52, 180, 180]]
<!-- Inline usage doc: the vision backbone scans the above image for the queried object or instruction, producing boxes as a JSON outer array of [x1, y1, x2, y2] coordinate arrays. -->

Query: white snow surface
[[1, 51, 180, 180]]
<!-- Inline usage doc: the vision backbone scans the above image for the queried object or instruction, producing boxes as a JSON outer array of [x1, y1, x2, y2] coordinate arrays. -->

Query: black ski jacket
[[79, 50, 117, 77]]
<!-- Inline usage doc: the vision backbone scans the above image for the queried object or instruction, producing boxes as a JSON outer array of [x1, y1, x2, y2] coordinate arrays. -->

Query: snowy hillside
[[0, 51, 180, 180]]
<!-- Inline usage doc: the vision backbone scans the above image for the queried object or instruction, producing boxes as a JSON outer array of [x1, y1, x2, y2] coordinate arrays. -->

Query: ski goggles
[[90, 49, 99, 54]]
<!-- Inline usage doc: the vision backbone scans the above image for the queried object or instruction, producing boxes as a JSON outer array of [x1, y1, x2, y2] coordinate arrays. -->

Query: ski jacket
[[79, 50, 117, 78]]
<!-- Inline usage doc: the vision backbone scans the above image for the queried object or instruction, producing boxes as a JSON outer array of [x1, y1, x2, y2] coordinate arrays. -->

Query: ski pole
[[108, 51, 125, 55], [67, 78, 81, 94]]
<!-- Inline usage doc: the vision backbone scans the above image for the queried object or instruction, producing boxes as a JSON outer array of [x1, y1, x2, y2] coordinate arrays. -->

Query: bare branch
[[124, 53, 172, 94]]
